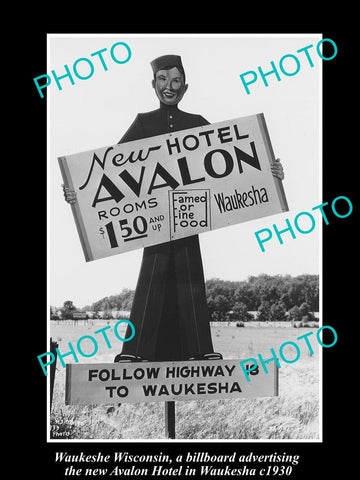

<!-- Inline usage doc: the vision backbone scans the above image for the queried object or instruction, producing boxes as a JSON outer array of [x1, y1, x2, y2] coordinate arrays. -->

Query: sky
[[48, 34, 322, 308]]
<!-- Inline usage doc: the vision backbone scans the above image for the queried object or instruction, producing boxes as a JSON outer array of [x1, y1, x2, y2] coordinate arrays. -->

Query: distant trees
[[288, 302, 316, 324], [88, 288, 134, 313], [52, 274, 319, 323], [232, 302, 253, 323], [205, 274, 319, 322], [61, 300, 76, 319]]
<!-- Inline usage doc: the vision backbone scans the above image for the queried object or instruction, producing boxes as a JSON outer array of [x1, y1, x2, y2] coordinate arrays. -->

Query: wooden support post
[[165, 401, 176, 439], [50, 338, 58, 409]]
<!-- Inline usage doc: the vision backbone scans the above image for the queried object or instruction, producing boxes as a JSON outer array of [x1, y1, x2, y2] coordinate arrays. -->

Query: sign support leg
[[50, 338, 58, 409], [165, 401, 175, 439]]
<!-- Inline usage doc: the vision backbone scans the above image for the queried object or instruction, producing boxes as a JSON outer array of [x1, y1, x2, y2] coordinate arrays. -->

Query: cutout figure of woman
[[63, 55, 284, 363]]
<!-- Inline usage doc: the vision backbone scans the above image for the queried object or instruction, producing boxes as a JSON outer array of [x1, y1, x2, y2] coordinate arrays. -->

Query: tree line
[[52, 274, 319, 324], [205, 274, 318, 323]]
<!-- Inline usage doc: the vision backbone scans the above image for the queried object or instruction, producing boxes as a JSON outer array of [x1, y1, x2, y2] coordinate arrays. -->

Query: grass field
[[49, 321, 320, 441]]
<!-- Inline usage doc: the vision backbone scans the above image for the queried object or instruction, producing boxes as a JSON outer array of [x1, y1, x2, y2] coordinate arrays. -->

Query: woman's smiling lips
[[162, 90, 176, 98]]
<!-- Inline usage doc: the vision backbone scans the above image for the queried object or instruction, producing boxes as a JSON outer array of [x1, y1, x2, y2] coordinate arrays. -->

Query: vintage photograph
[[47, 34, 323, 441]]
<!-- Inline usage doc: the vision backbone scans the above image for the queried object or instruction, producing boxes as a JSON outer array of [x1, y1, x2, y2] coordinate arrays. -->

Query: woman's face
[[152, 67, 188, 106]]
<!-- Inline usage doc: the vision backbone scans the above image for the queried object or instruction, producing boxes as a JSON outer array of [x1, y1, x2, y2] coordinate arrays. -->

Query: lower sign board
[[65, 359, 278, 405], [59, 113, 288, 262]]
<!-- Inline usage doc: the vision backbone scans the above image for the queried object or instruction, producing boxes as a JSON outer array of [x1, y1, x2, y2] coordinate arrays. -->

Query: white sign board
[[65, 359, 278, 405], [59, 114, 288, 262]]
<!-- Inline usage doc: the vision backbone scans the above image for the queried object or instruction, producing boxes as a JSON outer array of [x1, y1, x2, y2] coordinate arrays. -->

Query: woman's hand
[[62, 184, 77, 204], [271, 158, 284, 180]]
